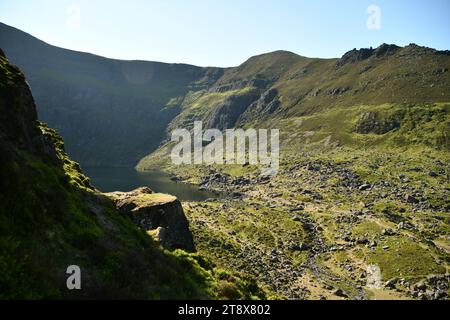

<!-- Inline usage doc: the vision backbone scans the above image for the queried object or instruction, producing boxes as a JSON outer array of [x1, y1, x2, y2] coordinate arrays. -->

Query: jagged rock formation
[[106, 187, 195, 251], [0, 48, 39, 149], [336, 43, 400, 67]]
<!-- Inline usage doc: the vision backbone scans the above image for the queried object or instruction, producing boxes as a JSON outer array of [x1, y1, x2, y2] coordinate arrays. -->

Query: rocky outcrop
[[355, 111, 403, 134], [337, 43, 450, 69], [106, 187, 195, 252], [0, 50, 67, 170], [336, 43, 400, 67], [0, 51, 40, 151], [328, 87, 350, 96]]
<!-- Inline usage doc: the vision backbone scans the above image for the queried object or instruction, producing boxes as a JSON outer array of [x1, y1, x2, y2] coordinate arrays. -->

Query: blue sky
[[0, 0, 449, 67]]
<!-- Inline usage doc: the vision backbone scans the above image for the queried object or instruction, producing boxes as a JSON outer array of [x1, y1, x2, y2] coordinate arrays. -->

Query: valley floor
[[152, 147, 449, 300]]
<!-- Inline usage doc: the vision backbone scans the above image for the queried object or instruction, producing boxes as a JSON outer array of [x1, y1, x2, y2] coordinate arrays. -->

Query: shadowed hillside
[[0, 22, 224, 166]]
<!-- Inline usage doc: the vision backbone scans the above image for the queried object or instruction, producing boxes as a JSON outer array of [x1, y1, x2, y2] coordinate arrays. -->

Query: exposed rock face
[[328, 87, 350, 96], [239, 88, 281, 122], [204, 90, 260, 130], [106, 187, 195, 252], [0, 50, 65, 169]]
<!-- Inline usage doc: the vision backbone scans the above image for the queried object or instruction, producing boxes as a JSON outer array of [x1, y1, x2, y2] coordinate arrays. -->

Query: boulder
[[382, 228, 397, 236], [289, 243, 309, 251], [385, 279, 397, 289], [358, 184, 372, 191], [332, 288, 348, 298], [106, 187, 195, 251], [405, 194, 419, 204]]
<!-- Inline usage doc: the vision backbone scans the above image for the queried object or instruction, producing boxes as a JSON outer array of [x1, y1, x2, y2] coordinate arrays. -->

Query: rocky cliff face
[[204, 89, 261, 130], [106, 187, 195, 252]]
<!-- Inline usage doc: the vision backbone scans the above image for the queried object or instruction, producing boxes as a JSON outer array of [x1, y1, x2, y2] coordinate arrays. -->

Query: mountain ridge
[[1, 22, 449, 169]]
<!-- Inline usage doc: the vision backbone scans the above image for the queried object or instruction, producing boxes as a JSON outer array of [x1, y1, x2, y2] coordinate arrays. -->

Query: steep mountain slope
[[0, 50, 266, 299], [138, 43, 450, 172], [151, 44, 450, 135], [0, 22, 224, 166]]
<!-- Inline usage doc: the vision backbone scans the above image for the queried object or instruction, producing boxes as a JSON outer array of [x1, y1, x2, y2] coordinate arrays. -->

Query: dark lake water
[[83, 167, 219, 201]]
